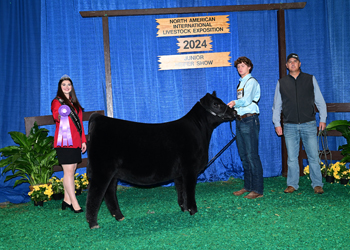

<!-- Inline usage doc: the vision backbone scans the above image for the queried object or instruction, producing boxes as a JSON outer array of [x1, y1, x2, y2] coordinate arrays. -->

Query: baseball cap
[[287, 53, 300, 61]]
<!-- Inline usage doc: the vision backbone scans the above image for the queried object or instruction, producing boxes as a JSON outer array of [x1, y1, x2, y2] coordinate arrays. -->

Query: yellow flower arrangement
[[326, 163, 335, 177], [304, 162, 342, 179], [80, 173, 89, 189], [319, 162, 327, 176], [74, 173, 82, 190], [341, 169, 350, 180], [74, 173, 89, 190], [49, 176, 64, 194], [28, 183, 53, 202], [329, 162, 345, 180], [324, 162, 349, 180], [304, 163, 327, 176]]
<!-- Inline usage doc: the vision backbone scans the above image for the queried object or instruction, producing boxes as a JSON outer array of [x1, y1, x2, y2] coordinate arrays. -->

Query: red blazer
[[51, 98, 87, 148]]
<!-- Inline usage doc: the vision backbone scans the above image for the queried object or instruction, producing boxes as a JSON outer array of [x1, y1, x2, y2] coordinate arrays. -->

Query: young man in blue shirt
[[228, 56, 263, 199]]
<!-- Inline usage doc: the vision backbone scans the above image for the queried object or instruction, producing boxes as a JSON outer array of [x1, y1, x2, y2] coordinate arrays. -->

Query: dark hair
[[56, 76, 84, 113], [234, 57, 253, 73]]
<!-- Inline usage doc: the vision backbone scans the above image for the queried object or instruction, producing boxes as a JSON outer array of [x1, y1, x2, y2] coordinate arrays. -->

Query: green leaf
[[28, 122, 49, 144], [341, 155, 350, 163], [338, 145, 350, 152], [4, 171, 29, 182], [8, 131, 30, 148], [0, 156, 15, 169], [13, 178, 30, 188], [1, 154, 22, 171], [326, 120, 350, 131], [0, 146, 21, 157]]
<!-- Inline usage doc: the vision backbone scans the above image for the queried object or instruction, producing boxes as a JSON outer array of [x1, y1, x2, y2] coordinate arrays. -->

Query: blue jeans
[[284, 120, 323, 189], [236, 115, 264, 194]]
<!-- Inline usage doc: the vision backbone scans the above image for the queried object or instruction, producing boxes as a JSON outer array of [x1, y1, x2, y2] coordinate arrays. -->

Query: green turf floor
[[1, 176, 349, 249]]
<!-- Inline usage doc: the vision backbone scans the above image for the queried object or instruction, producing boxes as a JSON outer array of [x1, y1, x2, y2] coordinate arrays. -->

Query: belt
[[236, 113, 258, 121]]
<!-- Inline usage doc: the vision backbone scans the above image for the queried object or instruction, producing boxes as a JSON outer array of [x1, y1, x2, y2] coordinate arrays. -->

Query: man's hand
[[275, 126, 283, 136], [319, 122, 326, 131], [227, 100, 235, 108]]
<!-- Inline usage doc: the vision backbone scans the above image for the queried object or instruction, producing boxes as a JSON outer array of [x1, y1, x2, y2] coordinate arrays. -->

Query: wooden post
[[102, 16, 113, 118], [277, 9, 288, 177]]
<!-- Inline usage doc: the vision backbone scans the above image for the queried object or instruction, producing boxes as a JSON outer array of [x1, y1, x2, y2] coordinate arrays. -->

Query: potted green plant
[[0, 122, 59, 188], [326, 120, 350, 163], [49, 176, 64, 200], [74, 173, 89, 195], [325, 163, 335, 183], [334, 161, 350, 185]]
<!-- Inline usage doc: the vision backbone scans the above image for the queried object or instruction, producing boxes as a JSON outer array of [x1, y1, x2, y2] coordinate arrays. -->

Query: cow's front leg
[[86, 177, 109, 229], [174, 178, 185, 211], [104, 175, 125, 221], [182, 173, 198, 215]]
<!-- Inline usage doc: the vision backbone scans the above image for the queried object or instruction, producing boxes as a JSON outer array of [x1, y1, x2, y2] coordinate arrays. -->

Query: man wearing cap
[[272, 53, 327, 194]]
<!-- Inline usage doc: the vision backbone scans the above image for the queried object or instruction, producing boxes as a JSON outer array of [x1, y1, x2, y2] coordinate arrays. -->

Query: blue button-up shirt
[[234, 74, 260, 116]]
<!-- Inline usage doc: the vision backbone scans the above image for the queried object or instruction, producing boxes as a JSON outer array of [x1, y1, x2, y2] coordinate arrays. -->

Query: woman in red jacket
[[51, 75, 87, 213]]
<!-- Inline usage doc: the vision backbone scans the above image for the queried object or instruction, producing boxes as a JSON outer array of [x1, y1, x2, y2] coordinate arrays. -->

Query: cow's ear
[[212, 91, 217, 97]]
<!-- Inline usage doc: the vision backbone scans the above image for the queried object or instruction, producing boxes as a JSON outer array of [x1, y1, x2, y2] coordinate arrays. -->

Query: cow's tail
[[86, 112, 103, 178]]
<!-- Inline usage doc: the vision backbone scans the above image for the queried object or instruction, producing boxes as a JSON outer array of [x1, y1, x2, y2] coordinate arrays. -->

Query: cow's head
[[199, 91, 237, 122]]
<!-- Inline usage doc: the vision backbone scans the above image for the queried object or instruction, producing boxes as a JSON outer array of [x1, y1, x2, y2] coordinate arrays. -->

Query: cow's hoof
[[113, 214, 125, 221], [90, 224, 100, 229], [117, 217, 125, 221], [189, 208, 197, 215]]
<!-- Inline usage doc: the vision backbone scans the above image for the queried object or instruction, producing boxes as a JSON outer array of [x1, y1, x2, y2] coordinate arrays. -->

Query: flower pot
[[76, 189, 82, 196], [340, 178, 349, 185], [34, 201, 44, 206], [326, 175, 335, 183], [52, 193, 64, 200]]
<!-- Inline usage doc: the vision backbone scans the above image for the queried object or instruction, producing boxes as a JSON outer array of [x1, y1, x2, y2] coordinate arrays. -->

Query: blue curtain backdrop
[[0, 0, 42, 203], [1, 0, 349, 203]]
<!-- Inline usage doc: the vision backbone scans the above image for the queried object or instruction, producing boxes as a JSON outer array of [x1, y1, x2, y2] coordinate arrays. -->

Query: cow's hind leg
[[174, 178, 185, 211], [104, 174, 125, 221]]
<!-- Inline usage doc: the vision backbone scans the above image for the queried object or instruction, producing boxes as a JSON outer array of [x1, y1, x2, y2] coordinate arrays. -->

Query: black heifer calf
[[86, 92, 237, 229]]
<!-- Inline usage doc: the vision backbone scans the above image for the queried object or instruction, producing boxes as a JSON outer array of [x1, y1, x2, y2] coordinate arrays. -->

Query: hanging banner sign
[[177, 37, 213, 53], [156, 15, 230, 37], [158, 52, 231, 70]]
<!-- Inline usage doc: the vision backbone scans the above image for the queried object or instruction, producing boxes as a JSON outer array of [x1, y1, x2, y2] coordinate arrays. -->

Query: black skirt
[[55, 148, 82, 165]]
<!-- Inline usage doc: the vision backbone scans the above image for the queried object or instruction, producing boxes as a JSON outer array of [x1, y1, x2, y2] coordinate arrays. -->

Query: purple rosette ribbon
[[57, 105, 73, 147]]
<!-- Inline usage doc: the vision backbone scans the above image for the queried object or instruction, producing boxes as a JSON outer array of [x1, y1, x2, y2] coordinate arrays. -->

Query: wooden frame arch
[[80, 2, 307, 176]]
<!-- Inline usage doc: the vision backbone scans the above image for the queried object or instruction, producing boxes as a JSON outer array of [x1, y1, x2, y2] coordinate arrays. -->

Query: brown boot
[[284, 186, 296, 193], [314, 186, 324, 194], [244, 191, 263, 199], [233, 188, 249, 196]]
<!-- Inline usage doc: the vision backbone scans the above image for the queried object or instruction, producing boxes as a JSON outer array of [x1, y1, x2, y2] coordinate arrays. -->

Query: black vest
[[279, 71, 316, 124]]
